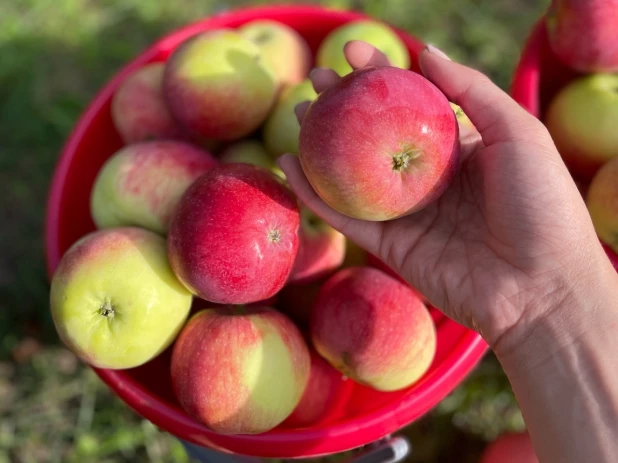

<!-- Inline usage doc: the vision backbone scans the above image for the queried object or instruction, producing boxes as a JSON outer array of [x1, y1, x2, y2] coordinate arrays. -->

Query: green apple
[[263, 79, 317, 157], [316, 20, 410, 76], [50, 227, 192, 369], [545, 73, 618, 177], [219, 140, 284, 179], [239, 19, 312, 89]]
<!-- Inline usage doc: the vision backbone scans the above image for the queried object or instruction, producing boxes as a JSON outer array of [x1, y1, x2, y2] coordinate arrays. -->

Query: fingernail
[[425, 44, 451, 61]]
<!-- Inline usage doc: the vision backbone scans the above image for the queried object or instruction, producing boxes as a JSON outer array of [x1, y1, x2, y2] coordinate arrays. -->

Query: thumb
[[418, 45, 546, 146]]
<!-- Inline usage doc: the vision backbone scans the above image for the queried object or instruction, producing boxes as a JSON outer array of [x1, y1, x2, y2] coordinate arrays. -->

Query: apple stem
[[392, 146, 420, 172], [99, 300, 115, 319]]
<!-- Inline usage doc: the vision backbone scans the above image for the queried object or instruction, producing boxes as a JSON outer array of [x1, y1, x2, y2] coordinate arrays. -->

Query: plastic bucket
[[510, 19, 618, 270], [44, 4, 488, 458]]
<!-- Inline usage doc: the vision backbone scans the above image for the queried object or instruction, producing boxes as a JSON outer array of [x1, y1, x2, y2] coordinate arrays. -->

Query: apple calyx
[[392, 145, 420, 173], [99, 300, 115, 319], [268, 229, 282, 243]]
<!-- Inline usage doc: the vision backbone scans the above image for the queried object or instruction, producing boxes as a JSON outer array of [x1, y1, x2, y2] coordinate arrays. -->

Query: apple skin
[[311, 267, 436, 392], [263, 79, 318, 157], [163, 29, 277, 141], [299, 66, 460, 221], [168, 163, 300, 304], [288, 206, 346, 284], [90, 140, 218, 235], [50, 227, 193, 369], [282, 349, 351, 428], [546, 0, 618, 73], [239, 20, 312, 89], [586, 157, 618, 253], [316, 20, 410, 76], [480, 432, 538, 463], [111, 63, 181, 143], [219, 140, 285, 179], [170, 306, 310, 435], [545, 74, 618, 177]]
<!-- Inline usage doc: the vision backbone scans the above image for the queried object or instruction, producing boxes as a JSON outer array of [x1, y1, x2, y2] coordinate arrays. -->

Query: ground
[[0, 0, 548, 461]]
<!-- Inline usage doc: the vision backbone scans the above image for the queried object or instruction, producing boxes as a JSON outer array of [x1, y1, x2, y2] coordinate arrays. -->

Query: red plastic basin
[[511, 19, 618, 271], [44, 4, 488, 458]]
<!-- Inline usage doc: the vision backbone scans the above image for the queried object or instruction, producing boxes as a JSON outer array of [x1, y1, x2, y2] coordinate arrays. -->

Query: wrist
[[493, 256, 618, 373]]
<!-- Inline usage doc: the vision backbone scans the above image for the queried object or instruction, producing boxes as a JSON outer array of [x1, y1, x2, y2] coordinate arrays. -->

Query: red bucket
[[44, 4, 488, 458], [510, 19, 618, 270]]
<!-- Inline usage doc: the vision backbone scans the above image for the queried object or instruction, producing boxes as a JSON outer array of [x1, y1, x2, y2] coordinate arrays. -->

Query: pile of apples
[[48, 17, 464, 436], [543, 0, 618, 255]]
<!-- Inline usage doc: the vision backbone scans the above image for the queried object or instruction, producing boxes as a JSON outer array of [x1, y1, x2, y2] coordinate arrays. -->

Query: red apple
[[90, 140, 218, 234], [480, 432, 538, 463], [111, 63, 181, 143], [299, 66, 460, 221], [288, 205, 346, 284], [282, 349, 351, 428], [546, 0, 618, 73], [167, 163, 299, 304], [171, 306, 310, 434], [163, 30, 277, 141], [276, 280, 323, 329], [311, 267, 436, 392]]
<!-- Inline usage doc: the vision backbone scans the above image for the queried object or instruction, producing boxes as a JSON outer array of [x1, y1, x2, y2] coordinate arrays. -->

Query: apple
[[299, 66, 460, 221], [546, 0, 618, 73], [282, 349, 350, 428], [288, 205, 346, 284], [263, 79, 318, 157], [168, 163, 300, 304], [90, 140, 218, 234], [219, 140, 285, 179], [311, 267, 436, 392], [316, 20, 410, 76], [586, 157, 618, 253], [480, 432, 538, 463], [50, 227, 193, 369], [171, 306, 310, 435], [366, 253, 426, 302], [163, 29, 277, 141], [276, 281, 322, 329], [545, 74, 618, 177], [238, 19, 312, 89], [111, 63, 181, 143]]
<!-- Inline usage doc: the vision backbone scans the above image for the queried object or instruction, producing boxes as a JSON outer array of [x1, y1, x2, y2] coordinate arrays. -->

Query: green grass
[[0, 0, 548, 461]]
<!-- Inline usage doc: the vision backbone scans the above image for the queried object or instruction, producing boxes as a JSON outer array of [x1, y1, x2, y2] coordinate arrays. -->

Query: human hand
[[279, 41, 616, 353]]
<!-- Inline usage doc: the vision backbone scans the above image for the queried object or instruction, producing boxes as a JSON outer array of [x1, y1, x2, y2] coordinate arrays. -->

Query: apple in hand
[[586, 157, 618, 253], [163, 30, 277, 141], [168, 163, 299, 304], [299, 66, 460, 221], [111, 63, 181, 143], [288, 205, 346, 284], [545, 74, 618, 177], [220, 140, 284, 179], [282, 349, 351, 428], [50, 227, 192, 369], [317, 20, 410, 76], [311, 267, 436, 392], [263, 79, 317, 157], [480, 432, 538, 463], [239, 19, 312, 89], [90, 140, 218, 234], [546, 0, 618, 73], [171, 306, 310, 434]]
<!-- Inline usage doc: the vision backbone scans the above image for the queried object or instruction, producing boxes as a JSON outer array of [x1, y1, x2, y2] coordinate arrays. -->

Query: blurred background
[[0, 0, 549, 461]]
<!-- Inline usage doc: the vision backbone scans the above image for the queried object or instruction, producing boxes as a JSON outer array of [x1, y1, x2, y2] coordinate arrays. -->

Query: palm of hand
[[281, 42, 601, 345]]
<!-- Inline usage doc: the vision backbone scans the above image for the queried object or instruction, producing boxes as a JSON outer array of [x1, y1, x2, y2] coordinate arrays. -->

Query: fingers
[[418, 46, 545, 146], [278, 154, 382, 254], [344, 40, 391, 69], [310, 68, 340, 93]]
